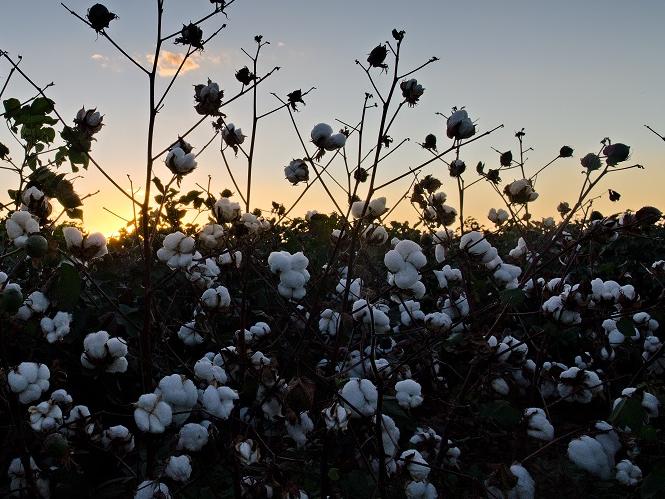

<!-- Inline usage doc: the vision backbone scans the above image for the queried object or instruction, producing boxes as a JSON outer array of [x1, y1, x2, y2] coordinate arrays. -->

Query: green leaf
[[30, 97, 55, 114], [616, 317, 637, 338], [66, 208, 84, 220], [479, 400, 521, 428], [641, 462, 665, 498], [53, 263, 81, 311], [500, 288, 525, 306], [340, 470, 374, 498], [3, 98, 21, 116]]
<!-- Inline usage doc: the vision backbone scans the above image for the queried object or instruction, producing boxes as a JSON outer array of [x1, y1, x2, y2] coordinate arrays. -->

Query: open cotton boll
[[155, 374, 198, 426], [493, 263, 522, 288], [164, 455, 192, 482], [405, 480, 438, 499], [351, 197, 388, 219], [446, 108, 476, 140], [341, 378, 378, 417], [286, 411, 314, 448], [612, 387, 660, 419], [268, 251, 310, 300], [6, 211, 40, 247], [310, 123, 333, 146], [177, 321, 203, 346], [198, 223, 225, 249], [323, 403, 350, 431], [40, 311, 72, 343], [399, 300, 425, 326], [186, 257, 220, 289], [134, 393, 173, 433], [424, 311, 453, 333], [16, 291, 50, 321], [319, 309, 341, 337], [524, 408, 554, 441], [64, 404, 94, 436], [8, 362, 50, 404], [50, 389, 73, 406], [201, 286, 231, 309], [593, 421, 621, 463], [541, 295, 581, 325], [400, 449, 429, 481], [166, 146, 197, 175], [351, 299, 391, 333], [557, 367, 602, 403], [29, 400, 63, 432], [81, 331, 128, 373], [213, 197, 241, 223], [508, 464, 535, 499], [8, 456, 50, 499], [567, 435, 613, 479], [615, 459, 642, 486], [135, 480, 171, 499], [323, 132, 346, 151], [194, 354, 228, 385], [362, 224, 389, 245], [395, 379, 424, 409], [101, 425, 135, 453], [202, 385, 239, 419], [235, 439, 261, 465], [336, 277, 362, 300], [375, 414, 400, 472], [177, 422, 209, 452], [157, 231, 196, 269]]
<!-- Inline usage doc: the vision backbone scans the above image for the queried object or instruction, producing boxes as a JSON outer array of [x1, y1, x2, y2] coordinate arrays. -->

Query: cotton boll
[[6, 211, 40, 248], [29, 400, 63, 432], [164, 455, 192, 482], [194, 355, 228, 385], [318, 309, 340, 337], [557, 367, 602, 403], [405, 480, 437, 499], [351, 197, 388, 219], [524, 408, 554, 441], [336, 277, 362, 300], [7, 456, 50, 498], [324, 132, 347, 151], [157, 232, 196, 269], [567, 435, 613, 479], [400, 449, 430, 481], [311, 123, 333, 146], [593, 421, 621, 462], [202, 385, 239, 419], [213, 197, 241, 223], [491, 377, 510, 396], [322, 403, 349, 431], [15, 291, 50, 321], [285, 411, 314, 448], [134, 393, 173, 433], [268, 251, 310, 300], [446, 108, 476, 140], [424, 312, 453, 334], [201, 286, 231, 309], [81, 331, 128, 373], [615, 459, 642, 486], [135, 480, 171, 499], [177, 321, 203, 346], [399, 300, 425, 326], [198, 223, 225, 249], [612, 387, 660, 420], [235, 439, 261, 465], [177, 423, 209, 452], [509, 463, 535, 499], [155, 374, 198, 426], [340, 378, 378, 417], [395, 379, 424, 409], [50, 389, 73, 406], [101, 425, 135, 453], [8, 362, 50, 404], [40, 311, 72, 343]]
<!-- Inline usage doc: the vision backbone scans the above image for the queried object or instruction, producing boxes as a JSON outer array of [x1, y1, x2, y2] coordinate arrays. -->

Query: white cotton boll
[[202, 385, 238, 419], [40, 311, 72, 343], [405, 480, 437, 499], [165, 455, 192, 482], [488, 208, 510, 225], [64, 405, 94, 436], [509, 237, 528, 259], [81, 331, 128, 373], [166, 147, 197, 175], [323, 403, 349, 431], [351, 197, 388, 219], [286, 412, 314, 448], [198, 223, 225, 249], [377, 414, 400, 465], [16, 291, 50, 321], [63, 227, 84, 249], [194, 355, 228, 385], [50, 389, 73, 406], [615, 459, 642, 486], [177, 423, 209, 452], [493, 263, 522, 287], [134, 393, 173, 433], [399, 300, 425, 326], [524, 408, 554, 441], [157, 232, 196, 269], [508, 463, 535, 499], [336, 277, 362, 300], [612, 387, 660, 419], [557, 367, 602, 404], [213, 197, 241, 223], [8, 362, 50, 404], [177, 321, 203, 346], [424, 312, 453, 333], [362, 224, 389, 245], [29, 400, 63, 432], [101, 425, 135, 453], [341, 378, 378, 417], [400, 449, 430, 481], [135, 480, 171, 499], [201, 286, 231, 309], [6, 211, 40, 247], [236, 439, 261, 465], [155, 374, 198, 426], [324, 132, 347, 151], [250, 351, 271, 367], [568, 435, 613, 479], [491, 377, 510, 396], [8, 456, 50, 498], [395, 379, 424, 409], [311, 123, 333, 146], [319, 309, 340, 337], [268, 251, 310, 300]]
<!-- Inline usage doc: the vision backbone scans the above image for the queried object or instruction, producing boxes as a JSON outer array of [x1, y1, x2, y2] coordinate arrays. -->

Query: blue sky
[[1, 0, 664, 234]]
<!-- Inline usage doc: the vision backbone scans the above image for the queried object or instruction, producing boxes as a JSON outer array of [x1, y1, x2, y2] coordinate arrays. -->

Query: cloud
[[147, 50, 201, 77]]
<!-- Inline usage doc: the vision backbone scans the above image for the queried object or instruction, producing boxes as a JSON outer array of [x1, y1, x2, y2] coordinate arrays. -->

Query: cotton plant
[[15, 291, 50, 321], [80, 331, 128, 373], [164, 455, 192, 482], [6, 210, 40, 248], [38, 311, 71, 343], [384, 239, 427, 298], [134, 393, 173, 433], [7, 362, 50, 404], [201, 285, 231, 309], [267, 250, 310, 300], [395, 379, 424, 409], [157, 231, 196, 269], [62, 227, 108, 261]]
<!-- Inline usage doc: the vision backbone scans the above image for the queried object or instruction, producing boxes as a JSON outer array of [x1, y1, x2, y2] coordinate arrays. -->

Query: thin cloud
[[147, 50, 201, 77]]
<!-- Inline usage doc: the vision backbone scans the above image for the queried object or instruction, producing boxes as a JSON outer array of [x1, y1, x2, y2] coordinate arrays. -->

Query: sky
[[1, 0, 664, 236]]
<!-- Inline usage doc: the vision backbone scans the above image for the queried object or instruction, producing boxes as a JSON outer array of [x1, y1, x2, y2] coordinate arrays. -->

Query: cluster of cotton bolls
[[267, 250, 310, 300]]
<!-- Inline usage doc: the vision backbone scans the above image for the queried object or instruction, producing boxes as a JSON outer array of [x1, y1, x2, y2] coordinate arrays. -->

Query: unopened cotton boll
[[81, 331, 128, 373], [202, 385, 238, 419], [177, 422, 209, 452], [8, 362, 50, 404], [165, 455, 192, 482], [157, 231, 196, 269], [134, 393, 173, 433], [40, 311, 72, 343], [340, 378, 378, 417], [6, 211, 40, 248], [351, 197, 388, 219], [135, 480, 171, 499], [395, 379, 424, 409], [201, 286, 231, 309]]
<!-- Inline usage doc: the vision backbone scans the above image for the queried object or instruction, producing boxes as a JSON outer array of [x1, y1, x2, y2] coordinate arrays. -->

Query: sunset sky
[[1, 0, 664, 236]]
